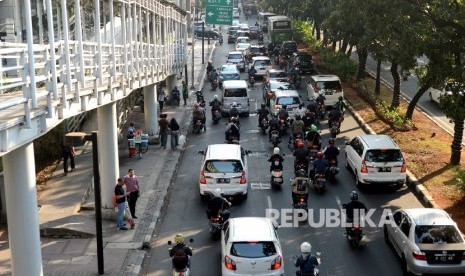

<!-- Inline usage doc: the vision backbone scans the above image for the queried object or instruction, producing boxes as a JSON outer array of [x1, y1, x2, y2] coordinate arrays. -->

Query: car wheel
[[355, 173, 363, 189], [242, 193, 248, 200]]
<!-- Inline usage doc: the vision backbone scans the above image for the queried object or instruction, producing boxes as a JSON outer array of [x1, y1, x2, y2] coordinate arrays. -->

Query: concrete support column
[[3, 143, 43, 276], [97, 103, 119, 209], [166, 74, 176, 97], [143, 84, 158, 137]]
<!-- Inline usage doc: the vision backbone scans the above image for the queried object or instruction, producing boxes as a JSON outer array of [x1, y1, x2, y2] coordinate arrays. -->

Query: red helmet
[[297, 141, 305, 148], [316, 152, 323, 159]]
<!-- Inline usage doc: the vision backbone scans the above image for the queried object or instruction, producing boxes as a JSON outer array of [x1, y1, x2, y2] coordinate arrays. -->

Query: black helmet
[[261, 103, 266, 108], [328, 138, 335, 145], [350, 191, 359, 201], [299, 102, 305, 107], [282, 104, 287, 109], [231, 117, 239, 123], [295, 115, 301, 120], [338, 96, 343, 101], [297, 169, 307, 177]]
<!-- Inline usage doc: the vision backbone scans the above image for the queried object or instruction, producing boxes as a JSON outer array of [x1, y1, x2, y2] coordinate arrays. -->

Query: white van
[[345, 134, 407, 189], [306, 75, 343, 107], [198, 144, 250, 200], [269, 89, 301, 117], [221, 80, 250, 116]]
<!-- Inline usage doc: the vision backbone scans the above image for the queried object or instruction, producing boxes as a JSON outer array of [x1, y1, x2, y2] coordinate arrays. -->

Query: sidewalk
[[0, 40, 216, 276]]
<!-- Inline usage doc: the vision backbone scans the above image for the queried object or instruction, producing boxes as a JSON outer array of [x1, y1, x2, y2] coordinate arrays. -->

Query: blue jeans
[[160, 131, 168, 147], [117, 202, 125, 228], [171, 131, 179, 149]]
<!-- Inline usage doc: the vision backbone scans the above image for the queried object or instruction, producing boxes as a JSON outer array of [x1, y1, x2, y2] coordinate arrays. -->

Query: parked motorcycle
[[270, 169, 283, 189], [313, 173, 326, 194], [167, 239, 194, 276], [326, 159, 339, 182], [270, 130, 281, 147], [212, 109, 221, 124]]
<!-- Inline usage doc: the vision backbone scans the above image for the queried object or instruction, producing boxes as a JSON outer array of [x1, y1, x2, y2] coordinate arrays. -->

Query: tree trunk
[[346, 44, 353, 56], [340, 40, 348, 54], [405, 85, 429, 120], [390, 61, 401, 109], [375, 59, 381, 98], [332, 40, 336, 51], [315, 25, 321, 41], [356, 47, 367, 82], [450, 119, 463, 165]]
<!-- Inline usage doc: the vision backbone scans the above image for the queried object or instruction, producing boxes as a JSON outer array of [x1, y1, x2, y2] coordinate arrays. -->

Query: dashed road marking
[[246, 129, 260, 134], [251, 183, 272, 190], [267, 195, 272, 209]]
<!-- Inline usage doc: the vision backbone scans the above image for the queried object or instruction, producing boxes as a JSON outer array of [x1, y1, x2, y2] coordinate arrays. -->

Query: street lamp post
[[65, 131, 104, 275]]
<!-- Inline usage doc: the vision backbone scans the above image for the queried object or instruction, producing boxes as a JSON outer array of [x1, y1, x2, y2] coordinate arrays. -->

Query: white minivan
[[221, 80, 250, 117], [306, 74, 343, 107], [221, 217, 284, 276], [345, 134, 407, 189], [198, 144, 250, 200]]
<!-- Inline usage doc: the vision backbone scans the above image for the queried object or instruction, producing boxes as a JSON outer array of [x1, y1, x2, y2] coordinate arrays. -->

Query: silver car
[[384, 208, 465, 275], [226, 51, 246, 72]]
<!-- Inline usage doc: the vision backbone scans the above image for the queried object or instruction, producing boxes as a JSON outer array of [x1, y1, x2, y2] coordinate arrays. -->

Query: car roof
[[252, 56, 271, 61], [229, 217, 276, 242], [358, 134, 399, 149], [311, 74, 341, 81], [222, 80, 248, 89], [274, 89, 299, 97], [221, 64, 238, 70], [403, 208, 456, 226], [237, 36, 250, 39], [267, 69, 286, 73], [206, 144, 242, 160], [228, 51, 243, 55]]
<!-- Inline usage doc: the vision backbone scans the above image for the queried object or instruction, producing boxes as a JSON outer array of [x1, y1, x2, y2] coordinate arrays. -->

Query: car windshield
[[270, 82, 293, 90], [224, 88, 247, 97], [229, 30, 238, 36], [415, 225, 464, 244], [228, 54, 242, 60], [254, 60, 271, 67], [222, 66, 237, 73], [237, 43, 249, 49], [316, 81, 342, 91], [364, 149, 403, 162], [230, 241, 277, 258], [270, 72, 288, 78], [277, 97, 300, 105], [203, 160, 243, 173], [296, 55, 312, 62]]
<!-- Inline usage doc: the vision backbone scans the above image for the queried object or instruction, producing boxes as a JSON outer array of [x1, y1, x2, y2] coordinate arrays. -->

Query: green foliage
[[319, 48, 357, 82], [456, 167, 465, 191], [293, 21, 322, 51], [374, 99, 413, 129], [33, 123, 65, 172]]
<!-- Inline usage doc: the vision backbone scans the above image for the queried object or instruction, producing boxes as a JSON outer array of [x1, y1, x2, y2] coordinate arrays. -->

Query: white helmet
[[273, 147, 280, 155], [214, 95, 218, 99], [213, 188, 222, 197], [232, 102, 237, 107], [300, 242, 311, 254]]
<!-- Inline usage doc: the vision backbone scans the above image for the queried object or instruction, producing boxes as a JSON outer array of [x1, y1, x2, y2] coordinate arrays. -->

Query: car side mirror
[[198, 150, 205, 155], [167, 241, 172, 245], [189, 238, 194, 243], [345, 141, 350, 145]]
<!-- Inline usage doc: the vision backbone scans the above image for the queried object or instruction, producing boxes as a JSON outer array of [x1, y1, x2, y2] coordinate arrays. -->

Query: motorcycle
[[289, 73, 302, 89], [218, 36, 223, 45], [193, 119, 204, 134], [291, 252, 321, 276], [313, 173, 326, 194], [326, 159, 339, 182], [316, 103, 326, 120], [270, 169, 283, 189], [279, 57, 287, 70], [294, 160, 309, 177], [249, 76, 256, 87], [195, 90, 205, 107], [278, 118, 288, 135], [167, 239, 194, 276], [329, 119, 341, 138], [342, 204, 364, 248], [293, 193, 308, 210], [227, 132, 240, 144], [290, 132, 304, 150], [212, 109, 221, 124], [209, 210, 227, 240], [270, 130, 281, 147], [307, 144, 319, 161], [259, 117, 269, 135], [211, 78, 218, 90]]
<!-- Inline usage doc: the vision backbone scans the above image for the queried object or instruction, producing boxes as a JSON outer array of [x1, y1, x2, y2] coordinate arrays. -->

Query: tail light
[[212, 216, 220, 222], [225, 256, 237, 270], [271, 255, 282, 270], [412, 251, 427, 261], [300, 198, 305, 202], [361, 161, 368, 174], [401, 161, 407, 173], [179, 273, 185, 276], [200, 171, 206, 184], [240, 171, 246, 184]]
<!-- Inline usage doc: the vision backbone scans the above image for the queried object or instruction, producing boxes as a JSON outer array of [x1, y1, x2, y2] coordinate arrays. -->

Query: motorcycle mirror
[[189, 238, 194, 243], [167, 241, 172, 245], [245, 150, 252, 155], [198, 150, 205, 155]]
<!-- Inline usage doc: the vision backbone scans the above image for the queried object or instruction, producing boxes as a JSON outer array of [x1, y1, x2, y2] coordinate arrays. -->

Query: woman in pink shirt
[[123, 169, 140, 218]]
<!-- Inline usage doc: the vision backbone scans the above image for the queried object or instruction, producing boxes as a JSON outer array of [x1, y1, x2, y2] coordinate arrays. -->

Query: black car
[[291, 51, 315, 74], [244, 45, 268, 62], [280, 41, 297, 56], [195, 29, 220, 39]]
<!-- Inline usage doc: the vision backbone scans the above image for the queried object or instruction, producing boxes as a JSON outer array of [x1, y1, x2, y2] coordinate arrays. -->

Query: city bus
[[258, 12, 275, 33], [267, 15, 293, 43]]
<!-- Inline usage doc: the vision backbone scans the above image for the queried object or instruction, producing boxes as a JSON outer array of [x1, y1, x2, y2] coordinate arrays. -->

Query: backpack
[[300, 255, 316, 275], [172, 246, 188, 269], [296, 179, 308, 192]]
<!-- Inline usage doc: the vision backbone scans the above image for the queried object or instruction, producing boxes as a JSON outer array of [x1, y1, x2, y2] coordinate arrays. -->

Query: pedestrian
[[158, 89, 166, 114], [114, 178, 129, 230], [127, 122, 136, 158], [182, 81, 189, 106], [159, 113, 170, 149], [123, 169, 140, 219], [61, 141, 76, 176], [169, 118, 180, 150]]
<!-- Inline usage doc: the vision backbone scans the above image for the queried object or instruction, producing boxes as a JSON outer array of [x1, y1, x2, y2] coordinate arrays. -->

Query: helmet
[[316, 152, 323, 159], [273, 147, 280, 155], [297, 141, 305, 148], [282, 104, 287, 109], [338, 96, 343, 101], [214, 95, 218, 99], [213, 188, 222, 197], [231, 117, 238, 123], [297, 169, 307, 177], [311, 124, 318, 132], [174, 233, 185, 245], [295, 115, 301, 120], [250, 66, 255, 70], [300, 242, 312, 254], [208, 60, 212, 64], [299, 103, 305, 108], [351, 191, 359, 201], [194, 103, 199, 108], [328, 138, 335, 145], [261, 103, 266, 109], [232, 102, 237, 107]]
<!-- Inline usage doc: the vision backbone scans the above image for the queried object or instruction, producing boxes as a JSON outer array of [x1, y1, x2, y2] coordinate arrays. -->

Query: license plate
[[325, 91, 333, 95], [434, 254, 455, 262], [217, 178, 231, 184], [379, 167, 391, 172]]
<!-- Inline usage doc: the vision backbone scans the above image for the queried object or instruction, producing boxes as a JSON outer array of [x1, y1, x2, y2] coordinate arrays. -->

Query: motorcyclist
[[229, 102, 240, 118], [323, 138, 340, 166], [296, 103, 306, 118], [293, 141, 309, 172], [291, 169, 311, 205], [307, 98, 318, 114], [192, 103, 206, 131], [169, 234, 193, 271], [225, 117, 240, 142], [209, 95, 222, 116], [311, 152, 327, 179], [255, 21, 259, 26], [172, 86, 180, 103], [316, 92, 326, 106], [218, 33, 223, 45], [206, 60, 214, 76], [278, 104, 289, 121], [302, 109, 316, 131], [257, 103, 270, 127], [343, 191, 368, 227], [305, 124, 321, 150], [267, 42, 276, 54], [335, 96, 347, 113], [268, 117, 281, 141], [291, 115, 305, 144], [210, 68, 219, 84], [328, 104, 343, 128], [268, 147, 284, 172], [206, 188, 232, 222], [294, 242, 320, 276], [248, 66, 257, 83]]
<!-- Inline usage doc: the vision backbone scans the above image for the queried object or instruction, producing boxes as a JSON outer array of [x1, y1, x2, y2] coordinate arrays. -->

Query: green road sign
[[205, 0, 233, 25]]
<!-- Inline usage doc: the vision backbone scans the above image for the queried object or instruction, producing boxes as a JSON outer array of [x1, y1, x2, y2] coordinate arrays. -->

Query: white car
[[235, 42, 250, 54], [427, 85, 464, 104], [221, 217, 284, 276], [306, 74, 343, 107], [384, 208, 465, 275], [250, 56, 273, 77]]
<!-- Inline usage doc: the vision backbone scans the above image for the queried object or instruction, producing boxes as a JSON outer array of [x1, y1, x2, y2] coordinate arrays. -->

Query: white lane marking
[[251, 183, 272, 190], [335, 195, 342, 209], [267, 195, 272, 209]]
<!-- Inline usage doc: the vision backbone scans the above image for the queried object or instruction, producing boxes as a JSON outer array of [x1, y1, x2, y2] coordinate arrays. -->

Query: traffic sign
[[205, 0, 233, 25]]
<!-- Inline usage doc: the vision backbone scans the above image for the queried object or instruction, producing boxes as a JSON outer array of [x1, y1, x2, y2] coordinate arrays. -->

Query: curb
[[345, 104, 440, 209]]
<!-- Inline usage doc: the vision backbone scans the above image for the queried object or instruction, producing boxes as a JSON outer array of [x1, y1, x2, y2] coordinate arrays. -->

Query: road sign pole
[[202, 22, 205, 64]]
